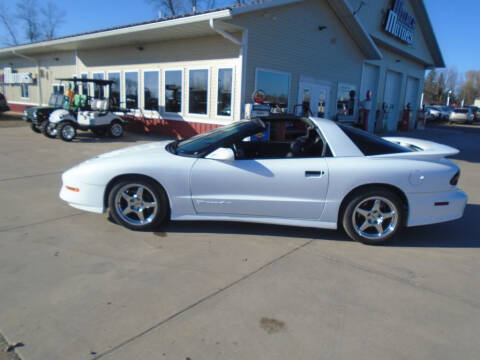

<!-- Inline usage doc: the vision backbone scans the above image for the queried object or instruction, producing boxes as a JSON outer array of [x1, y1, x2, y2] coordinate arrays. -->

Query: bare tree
[[146, 0, 186, 16], [16, 0, 41, 43], [0, 1, 19, 46], [459, 71, 480, 106], [41, 1, 66, 40]]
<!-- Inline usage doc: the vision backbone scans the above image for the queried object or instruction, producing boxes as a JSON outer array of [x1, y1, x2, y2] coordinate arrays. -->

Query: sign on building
[[2, 67, 34, 84], [384, 0, 416, 45]]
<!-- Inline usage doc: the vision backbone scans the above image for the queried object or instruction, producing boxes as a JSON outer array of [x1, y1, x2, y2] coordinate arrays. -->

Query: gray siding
[[231, 0, 366, 115]]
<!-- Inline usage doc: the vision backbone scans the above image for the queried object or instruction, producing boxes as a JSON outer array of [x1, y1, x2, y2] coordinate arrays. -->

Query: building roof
[[0, 0, 444, 67]]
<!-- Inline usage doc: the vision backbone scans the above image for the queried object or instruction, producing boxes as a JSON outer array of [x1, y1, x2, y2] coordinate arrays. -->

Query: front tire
[[342, 189, 404, 245], [30, 122, 41, 133], [41, 121, 58, 138], [58, 122, 76, 142], [108, 178, 168, 231], [109, 120, 124, 138]]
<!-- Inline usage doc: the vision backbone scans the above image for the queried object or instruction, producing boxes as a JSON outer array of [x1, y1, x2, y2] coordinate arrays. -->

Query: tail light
[[450, 171, 460, 186]]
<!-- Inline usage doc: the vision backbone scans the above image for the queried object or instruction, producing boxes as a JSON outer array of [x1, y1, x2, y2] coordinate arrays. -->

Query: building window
[[21, 84, 29, 98], [93, 72, 105, 98], [108, 72, 121, 107], [189, 69, 208, 115], [255, 69, 290, 110], [80, 73, 88, 96], [217, 68, 232, 117], [165, 70, 182, 113], [144, 71, 159, 111], [52, 84, 64, 95], [125, 71, 139, 109]]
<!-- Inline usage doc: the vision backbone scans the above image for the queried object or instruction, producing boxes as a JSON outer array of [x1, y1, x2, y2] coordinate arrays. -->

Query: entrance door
[[298, 82, 331, 119], [383, 70, 402, 131], [405, 77, 420, 129], [360, 63, 380, 132], [190, 157, 329, 220]]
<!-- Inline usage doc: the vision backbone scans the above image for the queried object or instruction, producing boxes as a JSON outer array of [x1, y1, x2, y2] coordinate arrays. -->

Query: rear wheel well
[[104, 174, 170, 216], [337, 184, 409, 227]]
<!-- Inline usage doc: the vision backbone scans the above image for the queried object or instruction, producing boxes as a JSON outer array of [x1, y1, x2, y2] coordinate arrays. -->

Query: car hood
[[94, 140, 173, 160]]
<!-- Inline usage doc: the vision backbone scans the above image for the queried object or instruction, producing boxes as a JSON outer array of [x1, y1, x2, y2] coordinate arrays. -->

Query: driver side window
[[234, 119, 328, 160]]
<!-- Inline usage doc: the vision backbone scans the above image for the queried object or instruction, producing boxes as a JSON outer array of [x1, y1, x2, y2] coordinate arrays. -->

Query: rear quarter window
[[340, 125, 411, 156]]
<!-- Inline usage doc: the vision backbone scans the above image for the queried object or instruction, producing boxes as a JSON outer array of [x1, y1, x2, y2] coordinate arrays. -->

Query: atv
[[47, 78, 127, 142]]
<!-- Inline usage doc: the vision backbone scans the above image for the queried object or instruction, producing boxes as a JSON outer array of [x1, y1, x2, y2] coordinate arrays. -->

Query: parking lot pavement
[[0, 122, 479, 360]]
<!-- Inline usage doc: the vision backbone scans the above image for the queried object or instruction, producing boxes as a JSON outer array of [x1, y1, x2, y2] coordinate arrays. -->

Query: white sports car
[[60, 116, 467, 244]]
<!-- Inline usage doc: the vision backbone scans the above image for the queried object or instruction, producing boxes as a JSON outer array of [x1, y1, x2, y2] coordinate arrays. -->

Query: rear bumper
[[407, 189, 467, 227]]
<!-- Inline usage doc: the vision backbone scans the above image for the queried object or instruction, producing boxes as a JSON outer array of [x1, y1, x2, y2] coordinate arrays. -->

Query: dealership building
[[0, 0, 443, 136]]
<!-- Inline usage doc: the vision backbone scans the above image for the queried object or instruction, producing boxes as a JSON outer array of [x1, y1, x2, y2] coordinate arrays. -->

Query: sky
[[1, 0, 479, 74]]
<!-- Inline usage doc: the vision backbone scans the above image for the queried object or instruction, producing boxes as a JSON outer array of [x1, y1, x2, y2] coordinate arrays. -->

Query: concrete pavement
[[0, 119, 479, 360]]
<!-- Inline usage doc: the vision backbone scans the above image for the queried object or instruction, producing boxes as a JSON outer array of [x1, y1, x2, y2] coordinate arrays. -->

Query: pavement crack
[[317, 252, 480, 310], [0, 171, 63, 182], [92, 239, 314, 360], [0, 213, 85, 233]]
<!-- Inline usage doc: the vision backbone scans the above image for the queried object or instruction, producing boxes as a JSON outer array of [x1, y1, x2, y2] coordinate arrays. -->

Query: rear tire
[[109, 120, 124, 138], [342, 189, 404, 245], [41, 121, 57, 138], [58, 122, 76, 142], [30, 122, 41, 133], [108, 178, 168, 231]]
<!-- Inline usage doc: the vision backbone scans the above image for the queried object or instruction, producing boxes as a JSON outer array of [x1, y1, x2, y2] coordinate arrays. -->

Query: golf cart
[[23, 92, 64, 136], [47, 78, 126, 142]]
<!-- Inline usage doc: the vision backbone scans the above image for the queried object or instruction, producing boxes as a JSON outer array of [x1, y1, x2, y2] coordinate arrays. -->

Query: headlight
[[33, 112, 38, 119], [23, 109, 28, 115]]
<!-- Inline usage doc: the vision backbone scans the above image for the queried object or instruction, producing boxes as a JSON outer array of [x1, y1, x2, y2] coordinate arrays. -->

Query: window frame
[[20, 83, 29, 99], [124, 70, 140, 110], [254, 67, 291, 112], [52, 83, 65, 95], [187, 67, 210, 117], [92, 71, 106, 99], [163, 68, 184, 115], [142, 69, 160, 112], [107, 71, 121, 108], [216, 67, 234, 119], [80, 72, 88, 96]]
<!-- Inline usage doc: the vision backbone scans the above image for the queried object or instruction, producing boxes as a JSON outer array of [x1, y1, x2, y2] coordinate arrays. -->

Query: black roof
[[56, 78, 114, 85]]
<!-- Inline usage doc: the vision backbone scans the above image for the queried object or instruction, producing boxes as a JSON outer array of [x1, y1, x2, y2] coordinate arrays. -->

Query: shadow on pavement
[[143, 204, 480, 248], [393, 204, 480, 248]]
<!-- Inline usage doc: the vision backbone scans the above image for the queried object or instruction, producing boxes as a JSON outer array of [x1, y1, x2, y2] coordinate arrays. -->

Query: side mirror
[[206, 147, 235, 161]]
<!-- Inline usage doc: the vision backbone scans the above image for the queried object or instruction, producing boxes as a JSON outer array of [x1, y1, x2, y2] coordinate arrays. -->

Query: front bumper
[[407, 189, 467, 227], [59, 180, 106, 214]]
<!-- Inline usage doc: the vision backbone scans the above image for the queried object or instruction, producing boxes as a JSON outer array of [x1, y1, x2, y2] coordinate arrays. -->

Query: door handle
[[305, 170, 324, 177]]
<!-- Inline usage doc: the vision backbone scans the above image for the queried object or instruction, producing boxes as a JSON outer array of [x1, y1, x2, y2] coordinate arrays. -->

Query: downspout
[[209, 18, 247, 119], [12, 50, 42, 105]]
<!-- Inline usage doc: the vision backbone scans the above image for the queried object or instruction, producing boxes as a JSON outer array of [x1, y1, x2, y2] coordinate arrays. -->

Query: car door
[[190, 156, 329, 220]]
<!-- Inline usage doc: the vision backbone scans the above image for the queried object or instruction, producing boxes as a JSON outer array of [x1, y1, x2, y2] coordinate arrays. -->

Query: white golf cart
[[48, 78, 126, 142]]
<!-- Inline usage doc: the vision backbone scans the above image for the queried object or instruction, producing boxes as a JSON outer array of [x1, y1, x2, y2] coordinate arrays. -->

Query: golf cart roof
[[56, 78, 114, 85]]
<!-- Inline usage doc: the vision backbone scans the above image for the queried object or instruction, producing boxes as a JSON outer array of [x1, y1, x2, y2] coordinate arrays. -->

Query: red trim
[[8, 103, 30, 113], [126, 117, 220, 138]]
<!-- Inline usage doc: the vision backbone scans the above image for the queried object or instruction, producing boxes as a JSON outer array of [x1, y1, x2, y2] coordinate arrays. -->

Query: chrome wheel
[[61, 125, 74, 140], [352, 196, 399, 241], [110, 122, 123, 137], [46, 123, 57, 137], [114, 183, 158, 226]]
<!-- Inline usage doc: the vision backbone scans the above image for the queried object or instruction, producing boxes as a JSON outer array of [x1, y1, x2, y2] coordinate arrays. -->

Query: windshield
[[173, 121, 263, 156], [48, 94, 63, 107], [339, 125, 411, 156]]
